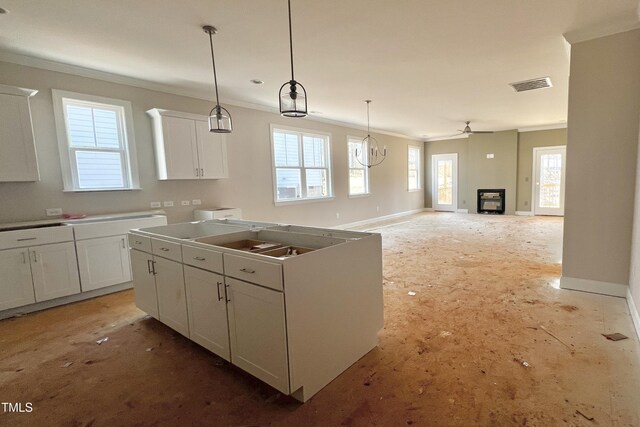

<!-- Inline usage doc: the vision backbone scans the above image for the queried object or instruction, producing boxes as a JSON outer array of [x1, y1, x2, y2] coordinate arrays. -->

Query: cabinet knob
[[159, 247, 170, 252]]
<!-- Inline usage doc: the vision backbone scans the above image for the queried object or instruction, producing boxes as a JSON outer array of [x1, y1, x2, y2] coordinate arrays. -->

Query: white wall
[[0, 61, 423, 225], [561, 29, 640, 292]]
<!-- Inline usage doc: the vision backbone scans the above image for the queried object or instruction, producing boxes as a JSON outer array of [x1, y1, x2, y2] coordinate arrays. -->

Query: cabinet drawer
[[0, 225, 74, 250], [182, 245, 223, 274], [223, 254, 283, 291], [151, 238, 182, 262], [128, 234, 151, 253]]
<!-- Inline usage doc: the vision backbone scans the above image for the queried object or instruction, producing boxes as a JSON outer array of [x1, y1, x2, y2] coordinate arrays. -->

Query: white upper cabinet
[[0, 85, 39, 182], [147, 109, 228, 180]]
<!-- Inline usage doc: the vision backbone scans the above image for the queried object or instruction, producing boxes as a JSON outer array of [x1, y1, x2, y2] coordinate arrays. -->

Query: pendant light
[[355, 100, 387, 168], [203, 25, 232, 133], [279, 0, 307, 117]]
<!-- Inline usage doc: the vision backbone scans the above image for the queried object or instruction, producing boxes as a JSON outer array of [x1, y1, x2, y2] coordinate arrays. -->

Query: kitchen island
[[129, 219, 383, 402]]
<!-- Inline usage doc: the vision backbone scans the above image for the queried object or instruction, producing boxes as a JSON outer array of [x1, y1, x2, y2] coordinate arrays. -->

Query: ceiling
[[0, 0, 639, 140]]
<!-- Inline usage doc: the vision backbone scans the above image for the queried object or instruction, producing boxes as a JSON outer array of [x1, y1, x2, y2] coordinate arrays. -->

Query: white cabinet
[[154, 256, 189, 337], [30, 242, 81, 302], [130, 249, 159, 318], [0, 85, 39, 182], [0, 248, 36, 310], [226, 277, 289, 394], [76, 236, 131, 292], [184, 266, 230, 361], [147, 109, 228, 180]]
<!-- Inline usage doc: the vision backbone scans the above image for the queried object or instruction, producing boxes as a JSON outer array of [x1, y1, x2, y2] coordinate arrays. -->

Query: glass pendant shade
[[279, 80, 307, 117], [209, 105, 232, 133]]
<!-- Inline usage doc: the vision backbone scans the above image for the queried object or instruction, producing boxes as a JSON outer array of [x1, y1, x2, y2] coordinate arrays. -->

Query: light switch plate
[[486, 153, 495, 159], [163, 201, 174, 207], [46, 208, 63, 217], [192, 199, 202, 206], [181, 201, 190, 206], [150, 202, 161, 208]]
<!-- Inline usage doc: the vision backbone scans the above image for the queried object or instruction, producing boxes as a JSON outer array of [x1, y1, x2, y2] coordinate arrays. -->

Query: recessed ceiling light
[[250, 79, 264, 85], [0, 7, 9, 14]]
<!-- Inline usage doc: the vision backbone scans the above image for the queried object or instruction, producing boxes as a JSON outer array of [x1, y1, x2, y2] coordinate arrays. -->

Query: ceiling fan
[[457, 121, 494, 135]]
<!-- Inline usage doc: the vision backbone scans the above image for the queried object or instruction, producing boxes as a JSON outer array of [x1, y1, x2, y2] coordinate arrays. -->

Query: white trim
[[563, 21, 640, 45], [0, 83, 37, 97], [336, 208, 427, 230], [347, 135, 370, 197], [0, 50, 417, 141], [532, 145, 566, 216], [627, 288, 640, 340], [560, 276, 627, 298], [407, 145, 422, 191], [424, 134, 470, 142], [348, 193, 371, 199], [517, 123, 567, 132], [456, 209, 469, 214], [515, 211, 534, 216]]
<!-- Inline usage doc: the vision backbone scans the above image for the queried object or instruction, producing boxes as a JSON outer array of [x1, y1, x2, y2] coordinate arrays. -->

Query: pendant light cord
[[208, 30, 221, 107], [366, 100, 371, 136], [288, 0, 295, 81]]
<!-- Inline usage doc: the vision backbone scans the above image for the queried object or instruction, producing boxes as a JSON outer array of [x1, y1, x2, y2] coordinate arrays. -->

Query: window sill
[[63, 187, 143, 193], [408, 188, 422, 193], [348, 193, 371, 199], [274, 196, 335, 206]]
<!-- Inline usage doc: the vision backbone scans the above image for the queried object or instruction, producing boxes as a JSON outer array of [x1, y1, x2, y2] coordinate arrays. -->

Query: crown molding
[[518, 123, 567, 132], [563, 18, 640, 45]]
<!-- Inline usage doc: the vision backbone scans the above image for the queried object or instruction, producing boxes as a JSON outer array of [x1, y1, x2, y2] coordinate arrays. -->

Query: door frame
[[431, 153, 458, 212], [532, 145, 566, 216]]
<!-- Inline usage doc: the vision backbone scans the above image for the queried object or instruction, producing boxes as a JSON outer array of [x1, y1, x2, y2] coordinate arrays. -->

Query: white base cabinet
[[226, 277, 289, 393], [0, 248, 36, 310], [184, 266, 230, 361], [154, 256, 189, 337], [76, 235, 131, 292], [31, 242, 81, 302], [130, 249, 159, 319]]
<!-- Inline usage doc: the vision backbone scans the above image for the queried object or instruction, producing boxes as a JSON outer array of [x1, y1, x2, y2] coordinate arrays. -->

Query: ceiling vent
[[509, 77, 552, 92]]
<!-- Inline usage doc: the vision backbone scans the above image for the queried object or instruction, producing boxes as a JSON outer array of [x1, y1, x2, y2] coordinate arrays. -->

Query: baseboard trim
[[559, 276, 627, 298], [515, 211, 534, 216], [627, 288, 640, 340], [0, 282, 133, 320], [456, 209, 469, 214], [337, 208, 427, 230], [424, 208, 435, 212]]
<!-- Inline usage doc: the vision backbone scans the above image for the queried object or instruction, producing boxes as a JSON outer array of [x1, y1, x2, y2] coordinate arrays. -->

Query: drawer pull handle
[[194, 256, 206, 261], [240, 268, 255, 274], [159, 247, 170, 252], [17, 237, 37, 241], [135, 241, 143, 245], [216, 281, 223, 301], [147, 259, 153, 274]]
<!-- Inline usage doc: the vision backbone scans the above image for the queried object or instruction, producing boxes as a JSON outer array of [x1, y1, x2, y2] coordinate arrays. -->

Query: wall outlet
[[150, 202, 161, 208], [163, 201, 174, 207], [192, 199, 202, 206], [46, 208, 63, 217], [486, 153, 495, 159], [336, 213, 340, 219], [181, 200, 190, 206]]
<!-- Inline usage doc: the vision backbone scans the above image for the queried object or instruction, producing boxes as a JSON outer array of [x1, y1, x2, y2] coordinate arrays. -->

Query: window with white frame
[[408, 145, 421, 191], [271, 127, 332, 203], [348, 137, 369, 196], [52, 90, 139, 191]]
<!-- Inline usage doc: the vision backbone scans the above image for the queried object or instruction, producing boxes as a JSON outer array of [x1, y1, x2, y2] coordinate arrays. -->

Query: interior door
[[432, 153, 458, 212], [533, 146, 566, 216], [76, 235, 131, 292], [30, 242, 81, 302], [195, 120, 228, 179]]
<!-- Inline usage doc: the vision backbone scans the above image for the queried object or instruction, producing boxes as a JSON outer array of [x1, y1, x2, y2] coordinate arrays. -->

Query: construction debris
[[602, 333, 628, 341], [539, 325, 574, 354], [96, 337, 109, 345], [575, 409, 594, 421]]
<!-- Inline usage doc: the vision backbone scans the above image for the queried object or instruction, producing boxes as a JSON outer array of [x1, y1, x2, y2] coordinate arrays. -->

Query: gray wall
[[0, 61, 424, 225], [629, 120, 640, 316], [562, 29, 640, 287], [517, 128, 567, 212], [425, 129, 562, 215]]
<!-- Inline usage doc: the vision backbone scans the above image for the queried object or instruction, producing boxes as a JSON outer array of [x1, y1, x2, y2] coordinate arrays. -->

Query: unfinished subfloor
[[1, 213, 639, 426]]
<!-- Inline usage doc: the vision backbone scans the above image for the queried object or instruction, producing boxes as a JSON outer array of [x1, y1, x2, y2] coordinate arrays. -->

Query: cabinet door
[[226, 277, 289, 393], [30, 242, 81, 302], [0, 248, 35, 310], [195, 120, 228, 179], [0, 93, 39, 182], [130, 249, 158, 318], [184, 266, 230, 361], [154, 256, 189, 337], [76, 235, 131, 292], [160, 115, 199, 179]]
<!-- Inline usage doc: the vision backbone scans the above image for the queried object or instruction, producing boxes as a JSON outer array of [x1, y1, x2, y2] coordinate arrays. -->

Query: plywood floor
[[1, 213, 639, 426]]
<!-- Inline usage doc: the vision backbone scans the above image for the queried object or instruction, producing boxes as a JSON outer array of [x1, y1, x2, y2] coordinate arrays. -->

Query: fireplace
[[477, 189, 505, 214]]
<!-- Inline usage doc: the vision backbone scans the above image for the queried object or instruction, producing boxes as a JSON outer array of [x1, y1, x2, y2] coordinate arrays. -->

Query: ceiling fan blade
[[471, 130, 494, 134]]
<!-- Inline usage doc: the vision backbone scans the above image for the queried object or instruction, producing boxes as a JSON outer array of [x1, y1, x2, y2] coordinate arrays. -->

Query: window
[[348, 137, 369, 196], [408, 145, 421, 191], [52, 90, 139, 191], [271, 126, 332, 203]]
